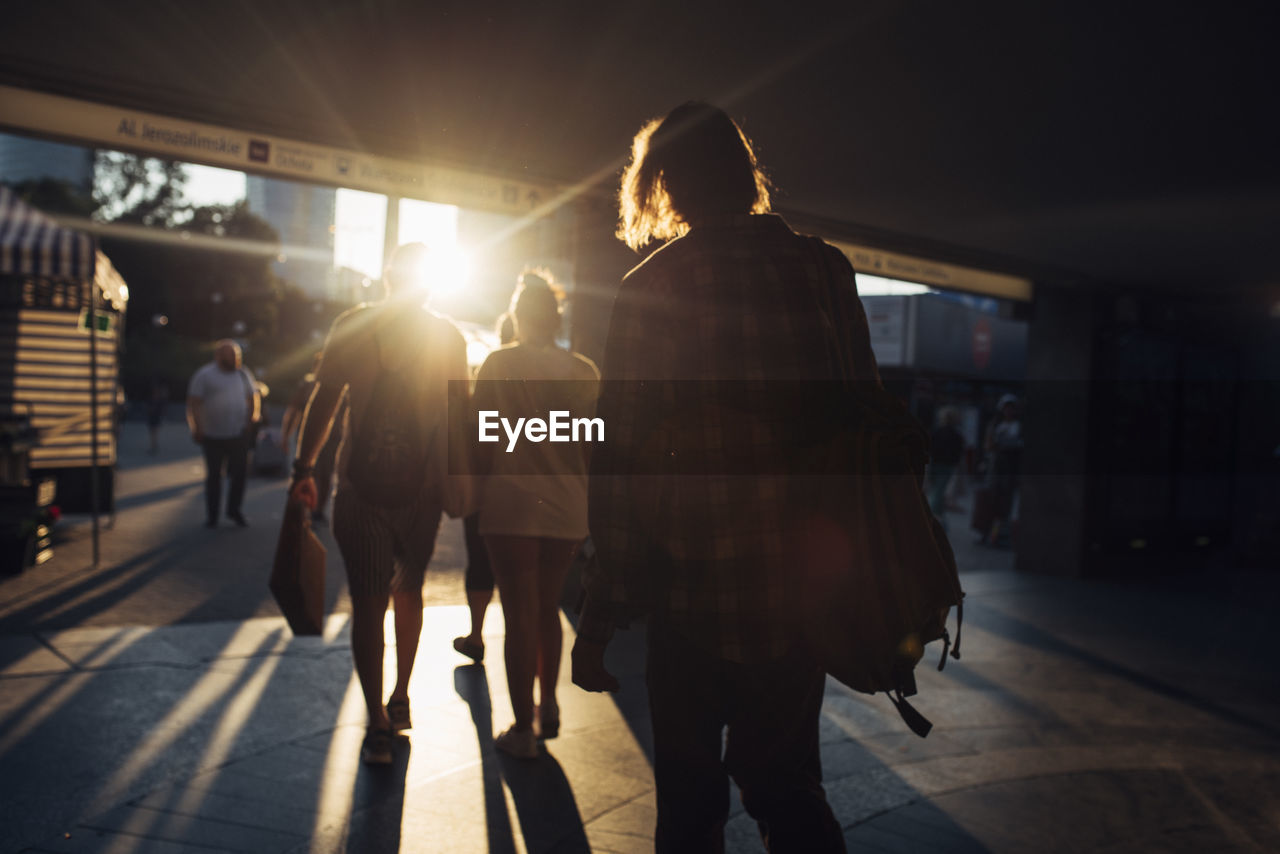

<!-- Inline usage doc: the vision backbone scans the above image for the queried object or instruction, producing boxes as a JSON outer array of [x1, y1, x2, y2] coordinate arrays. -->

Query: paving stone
[[584, 827, 652, 854], [824, 768, 922, 828], [855, 729, 976, 766], [0, 636, 72, 675], [38, 627, 201, 670], [869, 808, 989, 853], [80, 803, 302, 853], [845, 823, 918, 854], [584, 793, 657, 840], [821, 739, 906, 781], [544, 721, 655, 786], [944, 724, 1042, 753], [843, 837, 902, 854], [220, 744, 358, 786], [133, 787, 320, 837], [178, 770, 332, 816], [26, 828, 238, 853], [819, 692, 903, 742], [916, 769, 1256, 854], [547, 754, 653, 825], [723, 814, 766, 853], [6, 498, 1280, 854], [392, 761, 533, 852]]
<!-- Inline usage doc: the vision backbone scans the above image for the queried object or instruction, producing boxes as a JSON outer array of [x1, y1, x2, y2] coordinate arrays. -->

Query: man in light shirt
[[187, 339, 260, 528]]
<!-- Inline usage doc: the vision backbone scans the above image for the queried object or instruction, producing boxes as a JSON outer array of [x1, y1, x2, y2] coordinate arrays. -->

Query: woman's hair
[[510, 269, 564, 340], [495, 312, 516, 345], [616, 101, 772, 250]]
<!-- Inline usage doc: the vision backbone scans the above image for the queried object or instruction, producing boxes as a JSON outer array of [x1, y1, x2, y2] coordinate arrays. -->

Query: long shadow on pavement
[[454, 663, 519, 853], [556, 551, 994, 851], [966, 596, 1280, 739], [455, 662, 592, 853]]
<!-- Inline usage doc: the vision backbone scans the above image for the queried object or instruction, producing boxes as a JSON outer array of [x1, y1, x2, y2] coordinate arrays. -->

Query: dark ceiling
[[2, 1, 1277, 289]]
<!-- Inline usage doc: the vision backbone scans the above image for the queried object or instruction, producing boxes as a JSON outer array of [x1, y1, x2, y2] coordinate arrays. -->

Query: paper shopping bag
[[269, 497, 326, 636]]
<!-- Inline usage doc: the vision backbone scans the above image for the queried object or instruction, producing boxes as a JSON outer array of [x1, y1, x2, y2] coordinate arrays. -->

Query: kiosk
[[0, 186, 128, 568]]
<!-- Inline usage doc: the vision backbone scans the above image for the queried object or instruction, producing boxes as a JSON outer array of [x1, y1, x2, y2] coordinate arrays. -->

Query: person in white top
[[186, 340, 260, 528], [473, 271, 600, 758]]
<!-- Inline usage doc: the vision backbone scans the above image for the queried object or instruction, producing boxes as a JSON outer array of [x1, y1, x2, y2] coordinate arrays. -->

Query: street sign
[[0, 84, 558, 217], [78, 309, 113, 334]]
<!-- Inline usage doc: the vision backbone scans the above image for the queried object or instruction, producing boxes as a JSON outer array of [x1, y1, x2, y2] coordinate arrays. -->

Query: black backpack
[[796, 237, 965, 738], [344, 326, 436, 507]]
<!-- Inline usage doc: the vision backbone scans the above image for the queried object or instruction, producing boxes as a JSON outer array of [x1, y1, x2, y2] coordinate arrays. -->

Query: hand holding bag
[[269, 496, 327, 636]]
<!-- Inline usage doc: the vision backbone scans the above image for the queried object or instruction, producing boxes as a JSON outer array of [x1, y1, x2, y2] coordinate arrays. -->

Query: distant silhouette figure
[[454, 312, 516, 665], [574, 101, 874, 852], [289, 243, 470, 765], [474, 273, 599, 759], [982, 393, 1022, 545], [187, 340, 260, 528]]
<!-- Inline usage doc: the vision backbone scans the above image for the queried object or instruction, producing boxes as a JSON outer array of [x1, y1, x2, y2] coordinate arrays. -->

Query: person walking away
[[927, 406, 965, 531], [983, 393, 1023, 545], [289, 242, 470, 765], [454, 312, 516, 664], [281, 353, 345, 525], [573, 101, 869, 852], [187, 340, 259, 527], [474, 277, 599, 757]]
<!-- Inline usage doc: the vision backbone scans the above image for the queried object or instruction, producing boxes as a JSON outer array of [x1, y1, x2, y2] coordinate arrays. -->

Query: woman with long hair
[[474, 271, 599, 757], [574, 101, 864, 851]]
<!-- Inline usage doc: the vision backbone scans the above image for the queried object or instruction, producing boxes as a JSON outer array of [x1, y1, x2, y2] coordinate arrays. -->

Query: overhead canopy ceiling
[[2, 1, 1276, 289]]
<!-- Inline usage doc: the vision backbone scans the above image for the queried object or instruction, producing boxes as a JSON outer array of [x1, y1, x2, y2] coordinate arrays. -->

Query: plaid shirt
[[579, 214, 880, 662]]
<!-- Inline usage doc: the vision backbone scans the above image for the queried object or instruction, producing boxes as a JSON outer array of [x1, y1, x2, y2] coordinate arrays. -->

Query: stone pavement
[[1, 423, 1278, 852], [3, 568, 1279, 853]]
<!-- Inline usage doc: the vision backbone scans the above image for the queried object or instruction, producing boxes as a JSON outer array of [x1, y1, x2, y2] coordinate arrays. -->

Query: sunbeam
[[86, 623, 285, 816], [307, 670, 365, 853]]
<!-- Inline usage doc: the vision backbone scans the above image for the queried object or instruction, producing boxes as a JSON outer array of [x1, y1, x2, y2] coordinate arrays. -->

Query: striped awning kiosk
[[0, 185, 128, 566]]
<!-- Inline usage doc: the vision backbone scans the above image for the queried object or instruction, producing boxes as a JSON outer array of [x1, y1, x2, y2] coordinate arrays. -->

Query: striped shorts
[[332, 486, 443, 599]]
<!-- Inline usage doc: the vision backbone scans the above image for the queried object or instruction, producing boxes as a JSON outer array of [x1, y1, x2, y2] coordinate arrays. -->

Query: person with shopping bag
[[289, 242, 471, 765]]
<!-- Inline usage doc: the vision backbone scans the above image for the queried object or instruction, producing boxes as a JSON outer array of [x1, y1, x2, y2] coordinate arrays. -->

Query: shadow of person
[[340, 737, 411, 853], [455, 663, 520, 854], [455, 664, 591, 853], [495, 750, 590, 854]]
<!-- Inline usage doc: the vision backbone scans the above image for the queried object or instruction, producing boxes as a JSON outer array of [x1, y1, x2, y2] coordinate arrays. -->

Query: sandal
[[537, 701, 560, 740], [387, 698, 412, 732], [494, 725, 538, 759], [453, 636, 485, 664], [360, 726, 394, 765]]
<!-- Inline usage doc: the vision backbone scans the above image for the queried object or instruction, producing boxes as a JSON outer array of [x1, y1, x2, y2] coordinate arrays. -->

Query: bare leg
[[486, 535, 540, 731], [535, 538, 579, 715], [464, 588, 492, 646], [388, 587, 424, 703], [350, 592, 392, 730]]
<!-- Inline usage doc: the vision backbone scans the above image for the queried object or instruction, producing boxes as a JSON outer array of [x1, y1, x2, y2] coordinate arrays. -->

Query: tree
[[14, 151, 328, 403], [9, 176, 97, 219], [92, 150, 189, 227]]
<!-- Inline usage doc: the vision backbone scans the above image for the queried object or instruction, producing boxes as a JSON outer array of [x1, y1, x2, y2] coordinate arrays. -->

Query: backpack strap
[[952, 597, 964, 661], [886, 689, 934, 738]]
